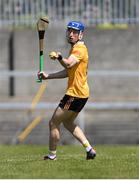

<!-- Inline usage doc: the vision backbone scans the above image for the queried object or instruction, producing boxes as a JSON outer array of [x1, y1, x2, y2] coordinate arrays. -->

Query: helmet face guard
[[67, 21, 85, 32]]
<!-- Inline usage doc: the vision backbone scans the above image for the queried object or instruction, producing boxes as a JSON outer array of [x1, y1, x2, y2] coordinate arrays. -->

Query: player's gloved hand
[[49, 51, 63, 61], [37, 71, 48, 80]]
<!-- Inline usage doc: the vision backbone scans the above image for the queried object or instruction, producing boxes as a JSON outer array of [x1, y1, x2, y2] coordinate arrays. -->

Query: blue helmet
[[67, 21, 85, 32]]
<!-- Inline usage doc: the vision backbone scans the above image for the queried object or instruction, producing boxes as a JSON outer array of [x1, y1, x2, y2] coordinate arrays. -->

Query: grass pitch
[[0, 145, 138, 179]]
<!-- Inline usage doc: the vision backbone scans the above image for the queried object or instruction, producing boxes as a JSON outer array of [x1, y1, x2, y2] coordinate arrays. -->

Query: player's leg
[[62, 114, 96, 159], [60, 94, 96, 160], [49, 106, 68, 150], [44, 106, 67, 160]]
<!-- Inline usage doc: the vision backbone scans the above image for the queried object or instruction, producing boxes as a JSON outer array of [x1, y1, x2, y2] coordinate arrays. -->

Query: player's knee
[[49, 120, 55, 129], [49, 120, 59, 130]]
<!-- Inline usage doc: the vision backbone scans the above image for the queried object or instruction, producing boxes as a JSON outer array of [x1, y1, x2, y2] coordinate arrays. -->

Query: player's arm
[[49, 51, 79, 68], [59, 54, 79, 68], [37, 69, 68, 80]]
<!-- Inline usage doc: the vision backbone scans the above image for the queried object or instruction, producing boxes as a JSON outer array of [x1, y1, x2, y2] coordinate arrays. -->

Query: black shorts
[[59, 94, 88, 112]]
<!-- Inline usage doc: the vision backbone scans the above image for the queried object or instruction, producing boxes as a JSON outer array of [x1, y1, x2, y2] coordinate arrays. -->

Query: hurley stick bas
[[36, 16, 49, 82]]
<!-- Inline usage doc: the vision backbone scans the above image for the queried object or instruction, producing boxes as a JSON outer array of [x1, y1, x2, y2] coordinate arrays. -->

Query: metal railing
[[1, 70, 139, 78], [0, 0, 139, 27], [0, 102, 139, 110]]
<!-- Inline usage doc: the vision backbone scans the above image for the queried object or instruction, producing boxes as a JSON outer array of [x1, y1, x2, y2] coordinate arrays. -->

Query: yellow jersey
[[66, 41, 89, 98]]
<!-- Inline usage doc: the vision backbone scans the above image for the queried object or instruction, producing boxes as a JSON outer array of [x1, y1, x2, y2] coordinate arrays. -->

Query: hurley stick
[[36, 16, 49, 82]]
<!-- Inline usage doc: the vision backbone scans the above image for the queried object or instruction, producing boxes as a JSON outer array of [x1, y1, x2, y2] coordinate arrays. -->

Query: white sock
[[86, 146, 92, 152], [48, 150, 56, 159], [48, 154, 56, 159]]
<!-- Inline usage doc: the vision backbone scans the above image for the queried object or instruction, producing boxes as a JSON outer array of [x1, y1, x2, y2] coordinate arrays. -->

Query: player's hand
[[37, 71, 48, 80]]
